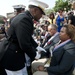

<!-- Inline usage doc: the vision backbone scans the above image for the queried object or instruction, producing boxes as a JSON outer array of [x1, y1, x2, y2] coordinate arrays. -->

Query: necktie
[[44, 40, 52, 47], [47, 41, 51, 45]]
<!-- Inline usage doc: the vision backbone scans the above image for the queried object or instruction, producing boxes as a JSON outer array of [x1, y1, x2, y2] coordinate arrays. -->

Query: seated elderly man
[[41, 24, 60, 57], [32, 24, 60, 72]]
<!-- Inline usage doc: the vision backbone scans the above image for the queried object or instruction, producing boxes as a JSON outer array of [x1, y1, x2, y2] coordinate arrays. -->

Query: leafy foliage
[[0, 15, 5, 24], [53, 0, 71, 12], [44, 0, 71, 15], [0, 20, 4, 24], [45, 9, 54, 15]]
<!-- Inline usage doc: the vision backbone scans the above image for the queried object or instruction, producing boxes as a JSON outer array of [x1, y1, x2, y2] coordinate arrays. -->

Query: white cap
[[28, 0, 49, 14], [13, 5, 26, 9]]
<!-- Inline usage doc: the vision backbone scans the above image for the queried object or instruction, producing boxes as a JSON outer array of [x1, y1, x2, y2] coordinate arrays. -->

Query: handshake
[[35, 46, 46, 60]]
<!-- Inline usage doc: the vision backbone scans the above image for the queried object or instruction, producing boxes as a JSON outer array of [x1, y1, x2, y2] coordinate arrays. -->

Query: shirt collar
[[53, 39, 71, 52]]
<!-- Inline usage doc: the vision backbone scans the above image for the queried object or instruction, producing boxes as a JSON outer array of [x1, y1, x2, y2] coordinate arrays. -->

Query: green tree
[[0, 15, 5, 24], [0, 20, 4, 24], [54, 0, 71, 12], [45, 9, 54, 15]]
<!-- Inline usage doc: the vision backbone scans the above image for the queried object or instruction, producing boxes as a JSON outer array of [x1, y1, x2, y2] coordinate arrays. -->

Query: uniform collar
[[25, 10, 33, 20]]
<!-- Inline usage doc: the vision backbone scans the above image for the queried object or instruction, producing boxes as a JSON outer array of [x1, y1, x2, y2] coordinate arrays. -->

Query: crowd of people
[[0, 0, 75, 75]]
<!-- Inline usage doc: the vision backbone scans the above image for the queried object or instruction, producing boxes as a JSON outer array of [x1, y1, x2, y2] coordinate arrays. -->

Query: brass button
[[16, 51, 18, 53]]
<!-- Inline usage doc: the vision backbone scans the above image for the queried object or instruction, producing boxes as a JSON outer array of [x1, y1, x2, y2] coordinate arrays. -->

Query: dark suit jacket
[[40, 33, 51, 47], [46, 40, 75, 75], [1, 11, 38, 71], [41, 33, 60, 58]]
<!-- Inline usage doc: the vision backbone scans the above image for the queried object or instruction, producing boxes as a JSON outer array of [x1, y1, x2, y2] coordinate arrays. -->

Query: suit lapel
[[44, 32, 59, 47], [53, 40, 71, 53]]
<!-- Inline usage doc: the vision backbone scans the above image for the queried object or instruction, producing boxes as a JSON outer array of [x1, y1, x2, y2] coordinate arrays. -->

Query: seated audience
[[33, 24, 75, 75], [32, 24, 60, 72]]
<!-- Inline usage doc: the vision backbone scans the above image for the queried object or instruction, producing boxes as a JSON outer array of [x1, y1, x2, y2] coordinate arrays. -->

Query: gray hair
[[48, 24, 58, 30]]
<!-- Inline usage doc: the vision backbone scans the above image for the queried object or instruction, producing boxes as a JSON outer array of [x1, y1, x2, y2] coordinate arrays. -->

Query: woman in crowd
[[33, 24, 75, 75], [48, 12, 56, 24], [55, 9, 64, 32]]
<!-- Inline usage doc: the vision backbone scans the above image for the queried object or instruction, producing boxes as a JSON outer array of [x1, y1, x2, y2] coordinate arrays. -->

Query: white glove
[[41, 36, 45, 39], [35, 51, 41, 60], [36, 46, 46, 52]]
